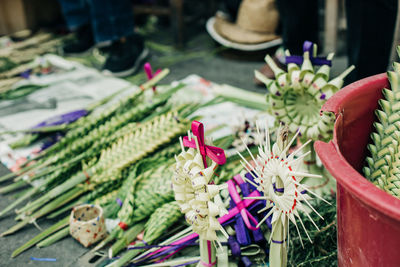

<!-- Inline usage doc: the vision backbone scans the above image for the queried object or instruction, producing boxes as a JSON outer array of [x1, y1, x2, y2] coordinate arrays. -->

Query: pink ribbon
[[182, 121, 226, 166], [144, 62, 161, 92], [200, 260, 217, 266], [228, 175, 260, 231]]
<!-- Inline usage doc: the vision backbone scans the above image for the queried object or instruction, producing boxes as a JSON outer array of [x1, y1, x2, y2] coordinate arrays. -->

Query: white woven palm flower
[[172, 135, 228, 242], [237, 124, 329, 246], [256, 49, 354, 142]]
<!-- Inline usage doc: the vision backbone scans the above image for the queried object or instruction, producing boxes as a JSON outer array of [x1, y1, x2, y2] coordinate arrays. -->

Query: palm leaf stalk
[[108, 222, 146, 258], [2, 186, 85, 236], [10, 216, 69, 258], [0, 153, 85, 194], [363, 50, 400, 198], [46, 186, 120, 219], [8, 146, 179, 254], [11, 176, 132, 257], [5, 112, 188, 231], [36, 227, 70, 248], [108, 201, 183, 267], [0, 159, 85, 217], [14, 155, 139, 222], [11, 191, 124, 258]]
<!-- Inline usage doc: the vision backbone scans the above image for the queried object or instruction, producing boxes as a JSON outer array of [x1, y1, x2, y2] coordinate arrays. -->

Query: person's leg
[[57, 0, 90, 30], [58, 0, 95, 55], [346, 0, 397, 83], [85, 0, 147, 77], [86, 0, 135, 44], [255, 0, 319, 83], [276, 0, 319, 54]]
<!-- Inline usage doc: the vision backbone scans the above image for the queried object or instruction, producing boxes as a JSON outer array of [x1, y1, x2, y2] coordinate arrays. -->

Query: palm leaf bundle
[[1, 110, 189, 236], [363, 49, 400, 198]]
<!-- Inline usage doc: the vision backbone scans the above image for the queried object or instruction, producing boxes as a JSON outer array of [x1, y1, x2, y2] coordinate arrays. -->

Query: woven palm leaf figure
[[172, 127, 228, 266], [173, 139, 228, 242], [364, 51, 400, 198], [256, 42, 354, 142], [237, 124, 328, 267]]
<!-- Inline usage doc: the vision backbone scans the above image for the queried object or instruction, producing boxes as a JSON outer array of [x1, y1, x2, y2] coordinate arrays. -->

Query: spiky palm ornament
[[363, 50, 400, 198], [237, 124, 328, 267]]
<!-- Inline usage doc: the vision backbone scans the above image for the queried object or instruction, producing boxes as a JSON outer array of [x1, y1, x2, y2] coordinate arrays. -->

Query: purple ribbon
[[241, 256, 252, 267], [40, 132, 64, 150], [273, 182, 284, 193], [228, 236, 241, 257], [33, 109, 88, 130], [230, 197, 251, 245], [229, 175, 261, 246], [30, 109, 88, 151], [20, 69, 32, 79], [30, 257, 57, 262], [246, 172, 272, 230], [116, 198, 123, 207], [172, 260, 200, 267], [285, 41, 332, 66]]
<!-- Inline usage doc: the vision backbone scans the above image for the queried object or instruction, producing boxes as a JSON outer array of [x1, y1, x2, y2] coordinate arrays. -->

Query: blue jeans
[[58, 0, 134, 43]]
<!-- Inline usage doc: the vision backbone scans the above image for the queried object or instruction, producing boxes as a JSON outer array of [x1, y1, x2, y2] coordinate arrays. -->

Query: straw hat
[[209, 0, 279, 47]]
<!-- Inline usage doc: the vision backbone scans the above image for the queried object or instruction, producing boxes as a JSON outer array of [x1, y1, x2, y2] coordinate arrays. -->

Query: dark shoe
[[62, 24, 94, 56], [254, 55, 287, 85], [102, 34, 149, 77]]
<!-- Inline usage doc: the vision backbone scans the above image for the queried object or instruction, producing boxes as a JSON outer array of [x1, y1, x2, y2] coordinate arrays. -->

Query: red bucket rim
[[315, 73, 400, 221]]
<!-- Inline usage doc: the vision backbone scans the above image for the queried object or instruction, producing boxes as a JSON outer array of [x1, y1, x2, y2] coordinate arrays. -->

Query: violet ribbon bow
[[285, 40, 332, 66], [182, 121, 226, 166]]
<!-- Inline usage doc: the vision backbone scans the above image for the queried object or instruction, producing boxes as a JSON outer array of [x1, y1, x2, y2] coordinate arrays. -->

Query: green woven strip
[[143, 201, 182, 244], [131, 164, 175, 222]]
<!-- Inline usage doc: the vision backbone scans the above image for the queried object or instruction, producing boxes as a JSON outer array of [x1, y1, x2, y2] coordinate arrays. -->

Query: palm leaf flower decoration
[[256, 41, 354, 142], [172, 121, 229, 266], [363, 49, 400, 198], [237, 124, 329, 267]]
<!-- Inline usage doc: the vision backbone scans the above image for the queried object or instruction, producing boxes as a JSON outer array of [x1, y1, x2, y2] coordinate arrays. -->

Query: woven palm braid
[[130, 164, 175, 222], [40, 91, 163, 166], [143, 201, 182, 244], [87, 111, 186, 185], [364, 71, 400, 198], [24, 111, 187, 211]]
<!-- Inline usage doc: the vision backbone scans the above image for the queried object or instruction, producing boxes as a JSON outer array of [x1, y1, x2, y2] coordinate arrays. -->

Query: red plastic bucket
[[315, 73, 400, 267]]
